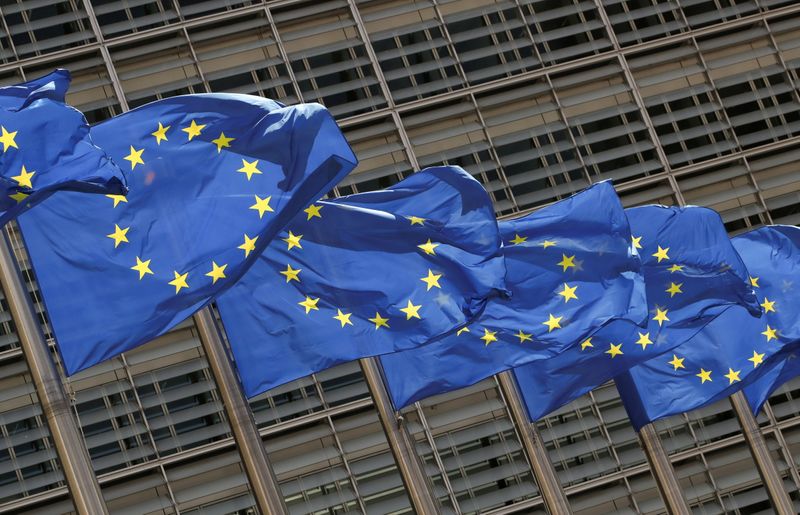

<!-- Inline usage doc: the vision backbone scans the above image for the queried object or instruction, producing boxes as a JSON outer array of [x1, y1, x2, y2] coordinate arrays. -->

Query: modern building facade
[[0, 0, 800, 513]]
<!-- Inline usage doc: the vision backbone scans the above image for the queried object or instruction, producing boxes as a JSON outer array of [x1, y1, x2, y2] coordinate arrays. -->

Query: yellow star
[[748, 350, 765, 368], [368, 312, 390, 329], [509, 234, 527, 245], [131, 256, 154, 280], [237, 159, 263, 181], [761, 298, 776, 313], [515, 330, 532, 343], [420, 269, 442, 290], [333, 309, 353, 328], [280, 264, 301, 283], [541, 240, 557, 248], [606, 343, 623, 358], [9, 192, 28, 203], [249, 195, 273, 218], [557, 254, 576, 272], [106, 194, 128, 208], [123, 146, 145, 170], [667, 264, 684, 273], [0, 126, 18, 152], [418, 239, 439, 255], [652, 245, 670, 262], [557, 283, 578, 303], [636, 332, 653, 350], [151, 122, 170, 144], [205, 262, 227, 284], [298, 296, 319, 314], [168, 271, 189, 294], [665, 282, 683, 297], [542, 314, 562, 332], [304, 204, 323, 220], [456, 327, 470, 336], [399, 300, 422, 320], [182, 119, 206, 141], [283, 231, 302, 251], [211, 132, 234, 152], [631, 235, 642, 249], [668, 354, 685, 371], [238, 234, 258, 257], [762, 325, 777, 342], [652, 307, 669, 327], [696, 368, 712, 383], [480, 328, 498, 346], [407, 216, 425, 225], [11, 165, 34, 189], [749, 276, 759, 288], [724, 368, 741, 384], [106, 224, 130, 248], [580, 338, 593, 350]]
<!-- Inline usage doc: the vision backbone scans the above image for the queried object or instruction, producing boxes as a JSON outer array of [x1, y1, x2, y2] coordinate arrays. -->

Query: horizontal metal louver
[[110, 32, 204, 107], [627, 42, 738, 167], [90, 0, 179, 38], [188, 12, 298, 104], [0, 355, 64, 503], [272, 0, 386, 118], [519, 0, 612, 65], [401, 99, 515, 213], [1, 0, 95, 58]]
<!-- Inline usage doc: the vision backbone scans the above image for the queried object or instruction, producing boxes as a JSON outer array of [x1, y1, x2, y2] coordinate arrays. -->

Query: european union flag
[[215, 166, 507, 397], [741, 226, 800, 414], [19, 94, 356, 375], [0, 70, 126, 224], [616, 225, 800, 428], [514, 205, 760, 421], [380, 181, 646, 409]]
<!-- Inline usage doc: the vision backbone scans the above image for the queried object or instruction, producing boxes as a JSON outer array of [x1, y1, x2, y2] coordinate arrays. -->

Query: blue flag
[[514, 205, 760, 421], [380, 181, 646, 409], [19, 94, 356, 375], [0, 69, 126, 224], [741, 226, 800, 414], [745, 343, 800, 415], [616, 225, 800, 428], [216, 166, 507, 398]]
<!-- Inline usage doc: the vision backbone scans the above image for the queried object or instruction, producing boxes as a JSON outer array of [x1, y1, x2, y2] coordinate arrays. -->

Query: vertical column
[[729, 391, 795, 514], [496, 371, 572, 515], [193, 308, 288, 515], [360, 357, 442, 514], [0, 231, 108, 515], [637, 424, 690, 515]]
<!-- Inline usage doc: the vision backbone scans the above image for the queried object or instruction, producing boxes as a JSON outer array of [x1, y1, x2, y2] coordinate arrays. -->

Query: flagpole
[[637, 423, 690, 514], [360, 357, 442, 514], [193, 308, 288, 514], [729, 391, 794, 514], [496, 371, 572, 515], [0, 229, 109, 514]]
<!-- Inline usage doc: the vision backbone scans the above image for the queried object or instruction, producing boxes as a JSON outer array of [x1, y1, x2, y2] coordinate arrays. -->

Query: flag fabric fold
[[19, 94, 356, 375], [514, 205, 760, 421], [380, 181, 646, 409], [616, 225, 799, 428], [0, 69, 126, 225], [216, 165, 508, 398]]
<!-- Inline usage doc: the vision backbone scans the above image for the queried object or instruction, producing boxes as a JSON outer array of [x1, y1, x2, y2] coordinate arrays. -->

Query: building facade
[[1, 0, 800, 513]]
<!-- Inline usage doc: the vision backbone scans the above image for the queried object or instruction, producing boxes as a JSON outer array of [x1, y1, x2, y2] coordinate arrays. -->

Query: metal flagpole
[[638, 423, 690, 515], [0, 229, 109, 515], [496, 371, 572, 515], [360, 357, 442, 514], [729, 391, 795, 514], [193, 308, 288, 514]]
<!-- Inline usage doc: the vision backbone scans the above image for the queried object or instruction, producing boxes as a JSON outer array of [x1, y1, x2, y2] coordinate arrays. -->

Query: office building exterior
[[1, 0, 800, 513]]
